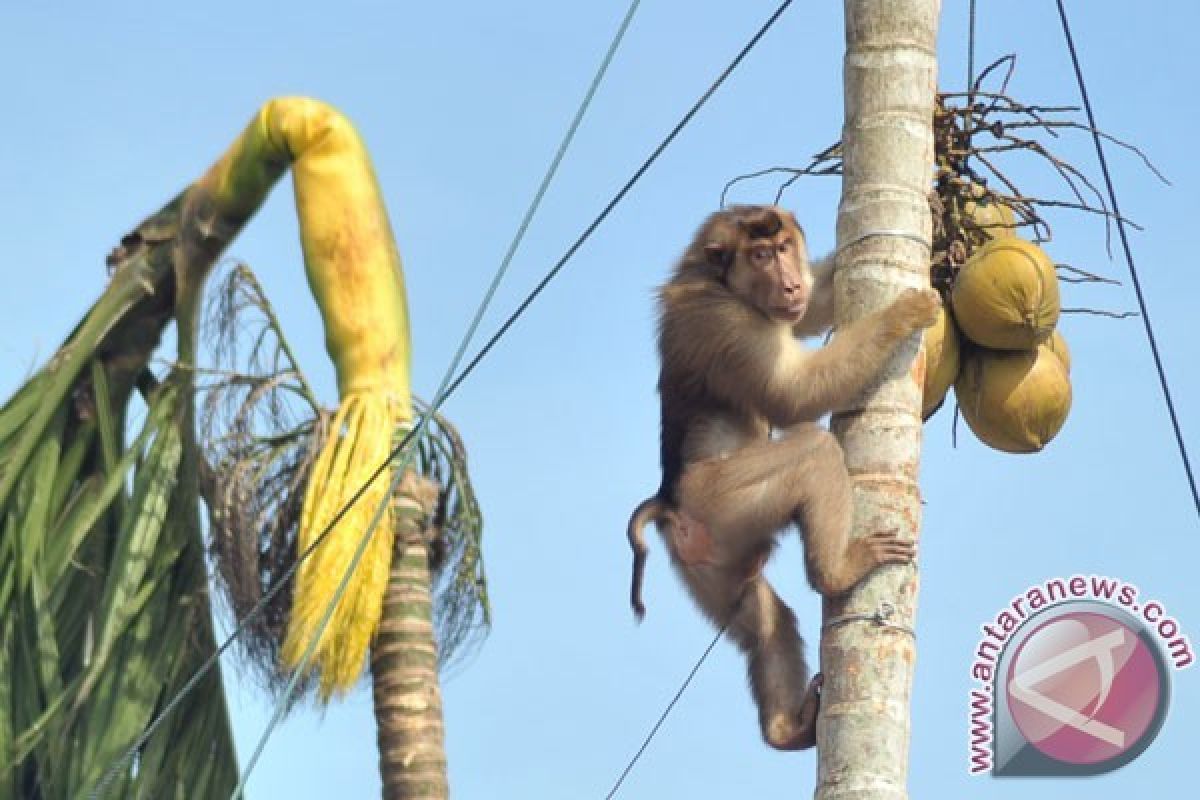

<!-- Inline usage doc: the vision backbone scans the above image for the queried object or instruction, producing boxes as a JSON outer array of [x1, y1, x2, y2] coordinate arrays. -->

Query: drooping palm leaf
[[0, 213, 237, 799]]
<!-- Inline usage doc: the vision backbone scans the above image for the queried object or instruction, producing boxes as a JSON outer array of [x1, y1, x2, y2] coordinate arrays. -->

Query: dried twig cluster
[[721, 54, 1166, 317], [930, 55, 1163, 299]]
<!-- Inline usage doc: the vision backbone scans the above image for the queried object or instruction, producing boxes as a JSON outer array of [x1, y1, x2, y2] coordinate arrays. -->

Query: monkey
[[626, 205, 939, 750]]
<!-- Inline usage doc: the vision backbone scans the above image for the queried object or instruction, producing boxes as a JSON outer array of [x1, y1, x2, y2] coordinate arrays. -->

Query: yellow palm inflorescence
[[197, 97, 412, 698]]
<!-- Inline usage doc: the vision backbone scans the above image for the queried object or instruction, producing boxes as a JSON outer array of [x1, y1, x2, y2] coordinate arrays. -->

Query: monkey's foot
[[762, 674, 823, 751], [867, 529, 917, 563], [854, 529, 916, 571], [823, 530, 916, 596]]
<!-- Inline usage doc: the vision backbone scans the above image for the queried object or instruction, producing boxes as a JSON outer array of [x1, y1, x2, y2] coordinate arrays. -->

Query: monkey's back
[[654, 273, 770, 504]]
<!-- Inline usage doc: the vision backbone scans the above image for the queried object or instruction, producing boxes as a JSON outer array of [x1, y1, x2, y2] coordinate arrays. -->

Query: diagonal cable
[[438, 0, 795, 405], [602, 622, 730, 800], [1053, 0, 1200, 519]]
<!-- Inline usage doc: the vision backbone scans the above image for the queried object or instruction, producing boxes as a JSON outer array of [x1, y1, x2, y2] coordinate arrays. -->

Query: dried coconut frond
[[199, 263, 323, 696]]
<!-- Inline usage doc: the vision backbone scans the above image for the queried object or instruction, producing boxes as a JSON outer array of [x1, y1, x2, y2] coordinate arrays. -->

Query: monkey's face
[[709, 207, 813, 324]]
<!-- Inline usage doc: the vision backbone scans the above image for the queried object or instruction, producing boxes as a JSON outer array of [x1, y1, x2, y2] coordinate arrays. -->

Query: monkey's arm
[[709, 288, 939, 426], [782, 301, 925, 420], [792, 255, 835, 339]]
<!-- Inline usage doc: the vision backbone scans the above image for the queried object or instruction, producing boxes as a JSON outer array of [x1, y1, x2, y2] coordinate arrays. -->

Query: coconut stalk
[[817, 2, 941, 799]]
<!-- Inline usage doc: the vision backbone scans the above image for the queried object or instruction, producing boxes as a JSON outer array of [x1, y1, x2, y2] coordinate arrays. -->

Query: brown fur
[[626, 205, 938, 750]]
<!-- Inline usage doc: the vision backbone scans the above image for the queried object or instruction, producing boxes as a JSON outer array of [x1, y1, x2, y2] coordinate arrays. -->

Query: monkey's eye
[[777, 238, 792, 254], [749, 245, 773, 266]]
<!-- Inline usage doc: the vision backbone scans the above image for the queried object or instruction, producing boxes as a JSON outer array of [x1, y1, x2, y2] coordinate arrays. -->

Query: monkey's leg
[[784, 426, 916, 596], [679, 424, 914, 596], [675, 424, 832, 565], [679, 565, 822, 750]]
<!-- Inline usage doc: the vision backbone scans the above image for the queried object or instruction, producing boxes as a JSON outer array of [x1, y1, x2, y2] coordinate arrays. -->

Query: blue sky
[[2, 1, 1197, 797]]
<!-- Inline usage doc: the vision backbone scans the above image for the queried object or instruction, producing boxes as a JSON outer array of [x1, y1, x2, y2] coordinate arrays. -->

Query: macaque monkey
[[626, 205, 939, 750]]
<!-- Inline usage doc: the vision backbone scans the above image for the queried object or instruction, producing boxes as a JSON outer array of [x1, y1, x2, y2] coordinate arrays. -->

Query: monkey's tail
[[627, 496, 671, 621]]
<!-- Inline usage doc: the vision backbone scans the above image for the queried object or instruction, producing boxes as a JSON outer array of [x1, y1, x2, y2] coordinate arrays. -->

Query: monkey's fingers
[[864, 530, 917, 564], [893, 287, 942, 331]]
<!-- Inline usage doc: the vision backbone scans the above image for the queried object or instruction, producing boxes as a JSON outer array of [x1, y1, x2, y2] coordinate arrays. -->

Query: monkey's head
[[699, 206, 813, 324]]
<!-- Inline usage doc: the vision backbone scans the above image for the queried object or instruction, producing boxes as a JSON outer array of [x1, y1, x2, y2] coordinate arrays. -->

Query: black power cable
[[603, 624, 730, 800], [1053, 0, 1200, 520]]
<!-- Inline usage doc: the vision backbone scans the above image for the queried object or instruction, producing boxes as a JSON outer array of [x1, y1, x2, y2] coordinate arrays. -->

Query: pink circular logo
[[1005, 611, 1163, 766]]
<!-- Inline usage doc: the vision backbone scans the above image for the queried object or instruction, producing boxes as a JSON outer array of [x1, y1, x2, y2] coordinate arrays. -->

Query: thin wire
[[967, 0, 977, 99], [1053, 0, 1200, 519], [438, 0, 795, 406], [428, 0, 646, 410], [603, 622, 730, 800], [92, 3, 644, 797]]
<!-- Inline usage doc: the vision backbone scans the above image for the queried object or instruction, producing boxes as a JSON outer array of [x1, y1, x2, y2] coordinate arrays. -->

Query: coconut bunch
[[923, 186, 1072, 453]]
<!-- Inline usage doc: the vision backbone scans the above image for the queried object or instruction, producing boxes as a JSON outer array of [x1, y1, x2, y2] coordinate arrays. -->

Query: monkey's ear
[[704, 242, 733, 271]]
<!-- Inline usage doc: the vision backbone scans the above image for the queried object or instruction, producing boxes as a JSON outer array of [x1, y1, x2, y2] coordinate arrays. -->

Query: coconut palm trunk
[[371, 478, 449, 800], [816, 2, 941, 798]]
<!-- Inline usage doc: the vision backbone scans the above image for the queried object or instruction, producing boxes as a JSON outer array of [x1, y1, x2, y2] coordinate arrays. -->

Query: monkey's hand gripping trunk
[[193, 98, 413, 699]]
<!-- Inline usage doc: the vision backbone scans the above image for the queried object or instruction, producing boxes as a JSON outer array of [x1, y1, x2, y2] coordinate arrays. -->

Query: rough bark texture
[[371, 489, 450, 800], [817, 2, 941, 798]]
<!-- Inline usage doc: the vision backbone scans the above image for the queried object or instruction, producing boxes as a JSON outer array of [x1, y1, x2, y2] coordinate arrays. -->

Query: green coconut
[[955, 341, 1072, 453], [951, 237, 1060, 350], [922, 304, 961, 420], [1046, 329, 1071, 373]]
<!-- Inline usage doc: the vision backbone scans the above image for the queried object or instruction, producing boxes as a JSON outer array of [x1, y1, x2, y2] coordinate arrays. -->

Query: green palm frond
[[1, 232, 236, 799]]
